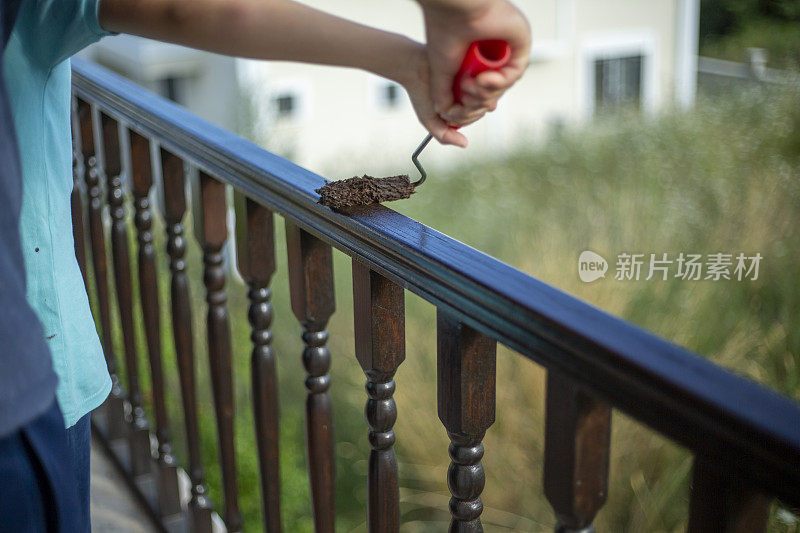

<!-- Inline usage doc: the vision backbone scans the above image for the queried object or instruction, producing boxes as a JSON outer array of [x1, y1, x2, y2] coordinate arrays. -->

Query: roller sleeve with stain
[[316, 40, 511, 210], [315, 174, 415, 210]]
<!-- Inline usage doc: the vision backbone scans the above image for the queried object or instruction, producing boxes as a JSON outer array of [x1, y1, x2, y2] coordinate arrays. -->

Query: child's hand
[[396, 44, 470, 148], [420, 0, 531, 129]]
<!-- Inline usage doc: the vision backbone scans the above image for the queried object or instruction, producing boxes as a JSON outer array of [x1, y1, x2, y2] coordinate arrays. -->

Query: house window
[[381, 82, 401, 108], [274, 93, 296, 118], [594, 55, 643, 112]]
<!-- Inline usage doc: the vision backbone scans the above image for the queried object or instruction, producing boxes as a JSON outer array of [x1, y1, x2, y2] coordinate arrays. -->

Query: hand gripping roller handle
[[412, 39, 512, 187]]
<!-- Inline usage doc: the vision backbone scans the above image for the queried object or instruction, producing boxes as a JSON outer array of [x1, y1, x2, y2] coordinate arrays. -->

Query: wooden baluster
[[543, 371, 611, 533], [70, 100, 88, 289], [353, 261, 405, 532], [437, 311, 497, 533], [193, 170, 241, 532], [76, 99, 126, 442], [688, 457, 769, 533], [234, 192, 281, 532], [286, 222, 336, 532], [71, 153, 88, 288], [160, 148, 214, 533], [100, 113, 153, 488], [129, 130, 183, 525]]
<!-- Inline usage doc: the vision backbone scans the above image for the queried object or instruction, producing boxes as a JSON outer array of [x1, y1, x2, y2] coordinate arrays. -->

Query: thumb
[[428, 46, 464, 114]]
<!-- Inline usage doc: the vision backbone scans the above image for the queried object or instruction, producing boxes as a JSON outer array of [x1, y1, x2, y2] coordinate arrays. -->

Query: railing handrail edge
[[71, 56, 800, 505]]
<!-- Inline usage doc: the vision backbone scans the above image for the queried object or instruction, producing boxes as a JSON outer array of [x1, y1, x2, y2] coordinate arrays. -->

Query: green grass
[[96, 82, 800, 531]]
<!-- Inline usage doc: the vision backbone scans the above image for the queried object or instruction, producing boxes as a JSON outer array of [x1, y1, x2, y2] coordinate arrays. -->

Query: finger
[[474, 70, 511, 91], [458, 87, 504, 111], [441, 107, 487, 127], [439, 127, 469, 147], [457, 115, 482, 127], [457, 88, 493, 111], [498, 62, 527, 85], [423, 113, 468, 148], [460, 97, 500, 114], [458, 94, 483, 111], [439, 104, 471, 124], [458, 75, 505, 102], [448, 112, 484, 129], [458, 76, 481, 96], [440, 101, 489, 122]]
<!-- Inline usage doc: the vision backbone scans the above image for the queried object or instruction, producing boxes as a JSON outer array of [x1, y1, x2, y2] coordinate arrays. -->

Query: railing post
[[129, 130, 183, 527], [234, 192, 282, 533], [437, 310, 497, 533], [159, 148, 214, 533], [76, 99, 127, 443], [100, 112, 153, 493], [543, 371, 611, 533], [193, 170, 241, 532], [688, 457, 769, 533], [352, 261, 405, 533], [286, 222, 336, 532]]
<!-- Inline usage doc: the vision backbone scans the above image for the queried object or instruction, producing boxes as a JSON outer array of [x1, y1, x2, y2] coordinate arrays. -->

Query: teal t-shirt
[[3, 0, 112, 427]]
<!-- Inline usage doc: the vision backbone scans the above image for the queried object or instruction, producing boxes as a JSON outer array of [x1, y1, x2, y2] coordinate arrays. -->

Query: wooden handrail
[[71, 57, 800, 531]]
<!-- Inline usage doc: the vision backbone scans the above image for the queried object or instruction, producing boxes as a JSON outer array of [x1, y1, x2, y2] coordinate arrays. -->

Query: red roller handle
[[410, 41, 510, 185], [452, 39, 512, 105]]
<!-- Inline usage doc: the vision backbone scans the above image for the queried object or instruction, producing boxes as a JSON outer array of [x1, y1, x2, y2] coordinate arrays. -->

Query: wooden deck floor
[[90, 436, 159, 533]]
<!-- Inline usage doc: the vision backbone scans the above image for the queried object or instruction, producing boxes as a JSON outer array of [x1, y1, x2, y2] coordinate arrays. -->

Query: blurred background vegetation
[[96, 2, 800, 531], [700, 0, 800, 67]]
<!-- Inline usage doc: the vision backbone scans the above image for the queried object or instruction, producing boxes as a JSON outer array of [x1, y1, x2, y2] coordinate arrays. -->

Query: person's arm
[[416, 0, 531, 126], [98, 0, 469, 146]]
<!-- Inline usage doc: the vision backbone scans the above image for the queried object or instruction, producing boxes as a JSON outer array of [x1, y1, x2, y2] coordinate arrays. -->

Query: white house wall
[[81, 37, 238, 132], [251, 0, 689, 177], [83, 0, 695, 179]]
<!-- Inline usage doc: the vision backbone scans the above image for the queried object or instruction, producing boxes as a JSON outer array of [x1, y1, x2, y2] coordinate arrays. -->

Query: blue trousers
[[66, 412, 91, 533], [0, 401, 84, 532]]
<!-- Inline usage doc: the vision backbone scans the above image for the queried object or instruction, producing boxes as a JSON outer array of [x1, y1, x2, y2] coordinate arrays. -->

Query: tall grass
[[386, 84, 800, 532], [103, 82, 800, 531]]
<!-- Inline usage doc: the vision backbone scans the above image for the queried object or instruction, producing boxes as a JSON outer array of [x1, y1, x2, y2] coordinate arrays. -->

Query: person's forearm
[[99, 0, 420, 84], [413, 0, 489, 18]]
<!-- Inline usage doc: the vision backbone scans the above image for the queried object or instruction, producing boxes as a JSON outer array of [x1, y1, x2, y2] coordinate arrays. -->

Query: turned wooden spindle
[[129, 129, 182, 522], [193, 170, 241, 532], [286, 222, 336, 532], [437, 311, 497, 533], [76, 99, 125, 441], [234, 192, 281, 533], [688, 457, 769, 533], [71, 152, 88, 287], [352, 261, 405, 533], [159, 148, 214, 533], [543, 371, 611, 533], [100, 112, 151, 480], [70, 100, 88, 289]]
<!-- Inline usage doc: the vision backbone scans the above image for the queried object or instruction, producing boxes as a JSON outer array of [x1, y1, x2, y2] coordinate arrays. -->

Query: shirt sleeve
[[14, 0, 113, 67]]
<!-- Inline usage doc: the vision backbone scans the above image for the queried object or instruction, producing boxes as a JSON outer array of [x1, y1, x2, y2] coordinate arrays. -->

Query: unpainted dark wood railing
[[235, 192, 281, 532], [70, 57, 800, 533]]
